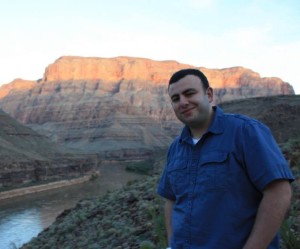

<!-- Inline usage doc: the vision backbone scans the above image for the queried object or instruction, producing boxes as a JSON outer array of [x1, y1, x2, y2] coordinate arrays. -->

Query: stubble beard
[[186, 112, 209, 130], [177, 106, 210, 129]]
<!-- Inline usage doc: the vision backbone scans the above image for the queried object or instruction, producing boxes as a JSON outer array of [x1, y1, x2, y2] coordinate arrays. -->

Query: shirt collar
[[179, 106, 225, 144]]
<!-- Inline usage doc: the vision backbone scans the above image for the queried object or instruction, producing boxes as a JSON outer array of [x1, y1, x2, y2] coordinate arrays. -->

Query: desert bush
[[279, 137, 300, 248], [139, 240, 156, 249], [126, 160, 154, 175], [280, 216, 300, 249], [281, 137, 300, 169]]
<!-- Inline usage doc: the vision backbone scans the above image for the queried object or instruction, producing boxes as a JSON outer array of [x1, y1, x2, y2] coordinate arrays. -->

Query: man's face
[[168, 75, 213, 129]]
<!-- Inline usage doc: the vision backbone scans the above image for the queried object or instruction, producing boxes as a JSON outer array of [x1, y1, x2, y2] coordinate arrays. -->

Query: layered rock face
[[0, 109, 97, 188], [0, 56, 295, 159], [41, 56, 294, 101]]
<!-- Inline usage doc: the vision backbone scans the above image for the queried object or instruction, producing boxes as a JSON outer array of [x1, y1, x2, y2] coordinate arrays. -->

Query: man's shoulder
[[215, 106, 255, 125], [170, 135, 182, 147], [223, 112, 254, 122], [221, 110, 271, 135], [222, 110, 262, 126]]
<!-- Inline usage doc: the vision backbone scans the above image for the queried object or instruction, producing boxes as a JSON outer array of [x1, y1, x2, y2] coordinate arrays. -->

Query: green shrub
[[281, 137, 300, 169], [280, 216, 300, 249], [126, 160, 154, 175], [139, 240, 155, 249]]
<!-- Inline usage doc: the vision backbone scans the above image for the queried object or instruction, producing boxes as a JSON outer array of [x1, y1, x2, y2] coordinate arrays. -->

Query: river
[[0, 164, 141, 249]]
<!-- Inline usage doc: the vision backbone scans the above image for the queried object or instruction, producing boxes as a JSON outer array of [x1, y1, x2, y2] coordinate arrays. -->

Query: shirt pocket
[[198, 152, 229, 191], [167, 160, 189, 195]]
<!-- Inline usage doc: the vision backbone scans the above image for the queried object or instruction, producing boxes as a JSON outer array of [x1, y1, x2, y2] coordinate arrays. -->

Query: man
[[157, 69, 295, 249]]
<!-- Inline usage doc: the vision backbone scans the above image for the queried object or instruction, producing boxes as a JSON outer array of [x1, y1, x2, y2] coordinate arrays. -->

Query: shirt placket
[[185, 155, 198, 248]]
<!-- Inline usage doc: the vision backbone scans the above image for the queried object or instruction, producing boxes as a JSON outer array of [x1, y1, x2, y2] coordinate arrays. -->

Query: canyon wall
[[0, 109, 97, 188], [0, 56, 295, 159]]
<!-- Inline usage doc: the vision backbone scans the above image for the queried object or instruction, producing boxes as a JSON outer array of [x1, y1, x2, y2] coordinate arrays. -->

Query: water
[[0, 164, 140, 249]]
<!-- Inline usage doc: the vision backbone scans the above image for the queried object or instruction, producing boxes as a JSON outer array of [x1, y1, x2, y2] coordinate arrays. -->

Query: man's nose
[[179, 96, 189, 106]]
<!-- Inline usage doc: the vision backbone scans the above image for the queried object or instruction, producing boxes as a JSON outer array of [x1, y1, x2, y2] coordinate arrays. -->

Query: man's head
[[169, 68, 210, 91], [168, 68, 214, 137]]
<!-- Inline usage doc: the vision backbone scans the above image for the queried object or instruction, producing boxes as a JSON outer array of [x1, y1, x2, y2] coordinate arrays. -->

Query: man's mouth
[[181, 107, 195, 115]]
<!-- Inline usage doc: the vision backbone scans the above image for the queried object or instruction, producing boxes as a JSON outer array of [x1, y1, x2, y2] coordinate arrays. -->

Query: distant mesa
[[0, 56, 296, 162]]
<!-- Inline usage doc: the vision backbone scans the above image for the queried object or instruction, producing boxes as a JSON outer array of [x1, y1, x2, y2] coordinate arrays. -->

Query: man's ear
[[206, 87, 213, 103]]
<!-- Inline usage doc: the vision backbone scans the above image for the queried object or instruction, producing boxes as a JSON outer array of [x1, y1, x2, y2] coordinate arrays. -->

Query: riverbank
[[21, 174, 167, 249], [0, 165, 139, 249], [0, 172, 99, 200]]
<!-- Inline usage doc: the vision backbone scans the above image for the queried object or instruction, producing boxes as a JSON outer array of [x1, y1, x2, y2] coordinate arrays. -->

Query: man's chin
[[179, 117, 195, 126]]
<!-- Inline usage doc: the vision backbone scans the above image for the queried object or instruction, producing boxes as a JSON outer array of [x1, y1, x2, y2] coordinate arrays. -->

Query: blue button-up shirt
[[157, 106, 294, 249]]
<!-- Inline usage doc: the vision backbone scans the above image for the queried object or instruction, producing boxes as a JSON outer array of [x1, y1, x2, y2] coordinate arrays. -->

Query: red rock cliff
[[42, 56, 293, 93]]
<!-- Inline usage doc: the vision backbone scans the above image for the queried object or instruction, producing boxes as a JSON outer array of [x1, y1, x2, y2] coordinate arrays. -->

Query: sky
[[0, 0, 299, 94]]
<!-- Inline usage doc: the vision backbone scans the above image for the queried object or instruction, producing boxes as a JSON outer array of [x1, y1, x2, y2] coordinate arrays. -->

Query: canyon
[[0, 56, 295, 163]]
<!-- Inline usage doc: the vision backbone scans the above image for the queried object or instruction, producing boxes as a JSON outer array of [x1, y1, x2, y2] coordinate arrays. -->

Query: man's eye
[[186, 91, 195, 96], [171, 97, 179, 102]]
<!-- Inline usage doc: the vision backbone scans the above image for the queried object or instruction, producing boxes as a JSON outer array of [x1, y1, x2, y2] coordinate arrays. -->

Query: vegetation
[[281, 137, 300, 171], [21, 138, 300, 249], [281, 214, 300, 249], [125, 159, 155, 175], [280, 137, 300, 249], [21, 174, 167, 249]]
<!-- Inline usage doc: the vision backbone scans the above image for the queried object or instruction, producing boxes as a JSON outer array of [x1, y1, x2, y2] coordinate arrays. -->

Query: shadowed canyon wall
[[0, 109, 97, 188]]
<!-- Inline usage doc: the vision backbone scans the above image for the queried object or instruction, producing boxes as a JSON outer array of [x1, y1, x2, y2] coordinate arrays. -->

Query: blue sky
[[0, 0, 299, 93]]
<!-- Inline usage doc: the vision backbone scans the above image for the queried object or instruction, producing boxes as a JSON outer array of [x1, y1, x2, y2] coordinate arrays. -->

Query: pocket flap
[[201, 152, 228, 165], [167, 159, 187, 172]]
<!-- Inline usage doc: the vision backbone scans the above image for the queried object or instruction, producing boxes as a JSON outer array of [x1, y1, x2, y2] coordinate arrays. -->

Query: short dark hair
[[169, 68, 210, 90]]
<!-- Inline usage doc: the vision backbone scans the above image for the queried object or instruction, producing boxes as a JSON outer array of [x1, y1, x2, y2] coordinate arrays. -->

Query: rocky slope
[[0, 109, 97, 189], [21, 171, 300, 249], [0, 56, 295, 160]]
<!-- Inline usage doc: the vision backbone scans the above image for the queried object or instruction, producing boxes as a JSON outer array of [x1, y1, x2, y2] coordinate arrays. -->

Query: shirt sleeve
[[241, 120, 295, 191]]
